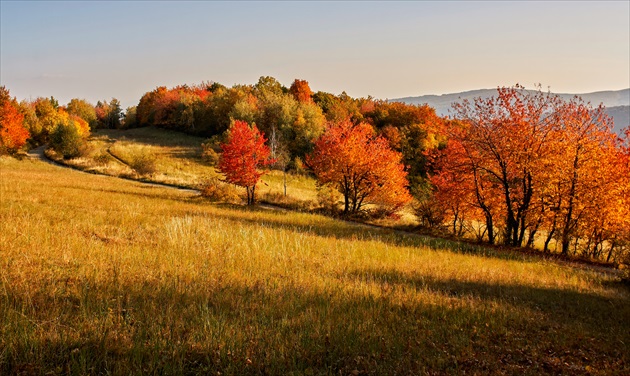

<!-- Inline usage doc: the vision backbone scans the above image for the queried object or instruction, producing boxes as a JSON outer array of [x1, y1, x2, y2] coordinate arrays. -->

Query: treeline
[[426, 85, 630, 262], [3, 80, 629, 263], [0, 86, 129, 155], [133, 76, 447, 191]]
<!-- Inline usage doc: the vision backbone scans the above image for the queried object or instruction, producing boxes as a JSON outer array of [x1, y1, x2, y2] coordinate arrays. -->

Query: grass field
[[1, 156, 628, 375], [56, 127, 321, 206]]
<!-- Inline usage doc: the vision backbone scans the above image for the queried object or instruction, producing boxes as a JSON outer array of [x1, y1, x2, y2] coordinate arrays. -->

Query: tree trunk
[[543, 227, 555, 253], [486, 214, 495, 244], [561, 152, 580, 255], [606, 242, 616, 263]]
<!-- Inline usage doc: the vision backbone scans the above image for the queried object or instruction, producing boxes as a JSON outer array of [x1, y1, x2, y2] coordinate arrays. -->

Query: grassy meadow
[[1, 156, 629, 375], [52, 127, 320, 207]]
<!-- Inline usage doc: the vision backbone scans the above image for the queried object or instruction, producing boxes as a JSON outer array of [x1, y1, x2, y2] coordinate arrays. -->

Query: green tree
[[67, 98, 97, 128]]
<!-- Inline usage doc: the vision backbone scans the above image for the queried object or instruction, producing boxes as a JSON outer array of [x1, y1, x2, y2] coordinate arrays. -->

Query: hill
[[604, 105, 630, 130], [1, 155, 629, 374], [392, 88, 630, 132]]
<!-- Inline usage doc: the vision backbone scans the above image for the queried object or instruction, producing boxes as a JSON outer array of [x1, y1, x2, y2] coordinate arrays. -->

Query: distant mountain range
[[391, 88, 630, 133]]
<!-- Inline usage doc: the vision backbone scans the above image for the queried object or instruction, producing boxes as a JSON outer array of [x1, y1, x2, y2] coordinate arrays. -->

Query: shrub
[[201, 147, 219, 166], [201, 136, 222, 166], [129, 152, 157, 177], [288, 156, 306, 175], [49, 123, 86, 159], [93, 153, 111, 166], [200, 177, 241, 203], [364, 206, 402, 221], [316, 184, 340, 214]]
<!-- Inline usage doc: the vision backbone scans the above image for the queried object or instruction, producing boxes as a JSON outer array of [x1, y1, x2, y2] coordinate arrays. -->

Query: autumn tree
[[34, 97, 62, 137], [218, 120, 274, 205], [307, 120, 412, 214], [67, 98, 97, 128], [0, 86, 30, 154], [289, 79, 313, 103], [430, 85, 626, 260], [448, 85, 557, 246], [545, 98, 617, 256], [95, 99, 123, 129], [427, 137, 485, 237], [48, 108, 91, 159]]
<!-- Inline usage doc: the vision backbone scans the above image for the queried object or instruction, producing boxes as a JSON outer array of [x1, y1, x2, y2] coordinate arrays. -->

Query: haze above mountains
[[392, 88, 630, 133]]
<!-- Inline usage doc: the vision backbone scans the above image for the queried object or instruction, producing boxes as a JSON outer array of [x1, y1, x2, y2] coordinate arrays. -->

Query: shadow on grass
[[207, 204, 542, 264], [343, 267, 630, 333], [96, 127, 204, 148], [2, 272, 628, 375]]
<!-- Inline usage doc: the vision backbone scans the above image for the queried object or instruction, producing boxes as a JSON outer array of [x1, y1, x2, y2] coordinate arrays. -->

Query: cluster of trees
[[218, 118, 412, 214], [0, 86, 132, 156], [5, 79, 628, 263], [427, 85, 630, 262], [1, 87, 92, 155], [136, 77, 446, 192], [0, 87, 30, 154], [136, 78, 325, 164]]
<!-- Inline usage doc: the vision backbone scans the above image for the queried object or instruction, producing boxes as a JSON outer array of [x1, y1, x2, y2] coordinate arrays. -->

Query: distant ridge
[[391, 88, 630, 132]]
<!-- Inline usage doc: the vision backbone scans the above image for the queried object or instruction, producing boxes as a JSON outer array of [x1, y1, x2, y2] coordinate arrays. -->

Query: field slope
[[1, 157, 628, 375]]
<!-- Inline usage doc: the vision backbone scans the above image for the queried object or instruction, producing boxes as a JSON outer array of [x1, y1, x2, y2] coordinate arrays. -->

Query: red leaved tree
[[307, 120, 412, 214], [218, 120, 274, 205], [289, 79, 313, 103], [0, 86, 30, 154]]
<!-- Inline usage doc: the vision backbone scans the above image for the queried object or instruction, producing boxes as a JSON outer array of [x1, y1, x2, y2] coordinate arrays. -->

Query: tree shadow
[[342, 267, 630, 334], [57, 184, 198, 203], [4, 271, 628, 375], [205, 205, 544, 264]]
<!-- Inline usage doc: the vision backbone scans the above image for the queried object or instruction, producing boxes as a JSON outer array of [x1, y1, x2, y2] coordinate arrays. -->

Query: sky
[[1, 1, 629, 109]]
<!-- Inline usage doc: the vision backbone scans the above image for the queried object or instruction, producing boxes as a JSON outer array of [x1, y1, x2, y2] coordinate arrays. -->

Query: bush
[[201, 136, 222, 166], [364, 206, 402, 221], [201, 147, 219, 166], [316, 185, 340, 214], [129, 152, 157, 177], [288, 156, 307, 175], [200, 177, 241, 203], [93, 153, 111, 166], [49, 123, 86, 159]]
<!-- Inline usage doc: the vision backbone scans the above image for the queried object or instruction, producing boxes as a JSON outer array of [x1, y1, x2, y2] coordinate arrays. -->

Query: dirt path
[[28, 145, 199, 194], [27, 145, 53, 162]]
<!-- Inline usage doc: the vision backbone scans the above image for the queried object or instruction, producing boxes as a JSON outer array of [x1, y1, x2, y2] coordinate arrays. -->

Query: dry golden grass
[[1, 156, 628, 375], [61, 128, 321, 205]]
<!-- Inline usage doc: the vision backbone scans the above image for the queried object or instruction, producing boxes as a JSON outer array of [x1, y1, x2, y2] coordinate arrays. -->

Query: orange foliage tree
[[432, 85, 626, 261], [544, 98, 617, 255], [218, 120, 274, 205], [0, 87, 30, 154], [289, 79, 313, 103], [448, 85, 557, 246], [307, 120, 412, 214], [427, 137, 489, 238]]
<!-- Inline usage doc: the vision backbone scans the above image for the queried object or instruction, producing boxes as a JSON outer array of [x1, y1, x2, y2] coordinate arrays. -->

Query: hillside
[[1, 153, 629, 374], [392, 88, 630, 132], [604, 105, 630, 130]]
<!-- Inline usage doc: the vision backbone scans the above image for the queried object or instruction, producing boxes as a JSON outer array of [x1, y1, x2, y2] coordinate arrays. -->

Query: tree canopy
[[218, 120, 274, 205], [307, 120, 412, 214]]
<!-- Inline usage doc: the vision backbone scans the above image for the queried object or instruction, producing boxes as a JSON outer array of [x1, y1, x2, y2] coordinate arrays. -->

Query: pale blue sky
[[1, 1, 628, 108]]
